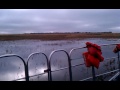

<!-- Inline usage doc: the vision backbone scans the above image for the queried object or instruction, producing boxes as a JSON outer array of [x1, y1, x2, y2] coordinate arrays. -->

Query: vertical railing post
[[49, 50, 72, 81], [92, 66, 96, 81], [68, 56, 73, 81], [118, 51, 120, 79], [48, 61, 52, 81], [47, 60, 50, 81], [25, 64, 29, 81]]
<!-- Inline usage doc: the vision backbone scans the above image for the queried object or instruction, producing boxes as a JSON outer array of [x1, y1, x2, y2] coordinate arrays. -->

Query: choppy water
[[0, 38, 120, 81]]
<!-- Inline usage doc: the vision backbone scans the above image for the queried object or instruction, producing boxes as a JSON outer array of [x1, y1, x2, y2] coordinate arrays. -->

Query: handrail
[[0, 54, 29, 81], [49, 49, 72, 81], [27, 52, 49, 81], [0, 43, 120, 81], [80, 69, 119, 81], [108, 72, 119, 81]]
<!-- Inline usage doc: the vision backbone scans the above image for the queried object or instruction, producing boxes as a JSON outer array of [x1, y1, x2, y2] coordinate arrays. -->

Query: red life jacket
[[113, 44, 120, 53], [83, 42, 104, 69], [83, 52, 91, 67], [83, 52, 100, 68]]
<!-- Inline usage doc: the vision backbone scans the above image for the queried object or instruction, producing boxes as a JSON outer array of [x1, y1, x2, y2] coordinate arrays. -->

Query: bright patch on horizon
[[110, 26, 120, 30]]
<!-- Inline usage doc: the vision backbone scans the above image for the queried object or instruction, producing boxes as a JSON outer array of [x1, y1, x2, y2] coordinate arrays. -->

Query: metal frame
[[27, 52, 49, 81], [108, 72, 119, 81], [69, 47, 96, 81], [69, 43, 120, 81], [48, 49, 72, 81], [0, 54, 28, 81], [0, 43, 120, 81], [80, 69, 119, 81], [118, 52, 120, 79]]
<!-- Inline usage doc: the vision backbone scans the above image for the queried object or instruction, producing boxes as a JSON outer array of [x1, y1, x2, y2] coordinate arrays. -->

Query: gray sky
[[0, 9, 120, 34]]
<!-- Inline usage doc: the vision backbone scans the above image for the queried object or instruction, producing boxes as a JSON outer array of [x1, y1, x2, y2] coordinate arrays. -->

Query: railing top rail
[[99, 43, 120, 46], [27, 52, 47, 60], [0, 42, 119, 81], [108, 72, 120, 81], [0, 54, 26, 64], [49, 49, 69, 60], [69, 43, 120, 57], [0, 54, 28, 81], [80, 69, 119, 81], [49, 49, 68, 53], [0, 54, 22, 58], [27, 52, 48, 64]]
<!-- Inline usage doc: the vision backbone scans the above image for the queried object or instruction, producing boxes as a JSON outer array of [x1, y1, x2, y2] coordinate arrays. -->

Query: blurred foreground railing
[[0, 43, 120, 81]]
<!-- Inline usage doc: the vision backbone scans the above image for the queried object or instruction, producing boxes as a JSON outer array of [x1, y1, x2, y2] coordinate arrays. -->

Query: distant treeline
[[26, 32, 112, 34]]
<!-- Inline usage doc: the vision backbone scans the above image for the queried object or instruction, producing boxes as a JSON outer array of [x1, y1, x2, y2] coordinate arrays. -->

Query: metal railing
[[0, 54, 28, 81], [48, 49, 72, 81], [0, 43, 119, 81], [27, 52, 49, 81]]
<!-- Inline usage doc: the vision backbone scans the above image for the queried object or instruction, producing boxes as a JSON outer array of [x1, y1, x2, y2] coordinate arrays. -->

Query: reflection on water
[[0, 38, 120, 81], [0, 56, 25, 81]]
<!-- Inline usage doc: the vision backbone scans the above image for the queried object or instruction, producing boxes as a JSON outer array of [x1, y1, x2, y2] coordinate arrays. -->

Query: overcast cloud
[[0, 9, 120, 34]]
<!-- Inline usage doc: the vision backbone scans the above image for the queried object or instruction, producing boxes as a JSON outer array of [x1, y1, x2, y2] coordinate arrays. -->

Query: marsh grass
[[0, 33, 120, 41]]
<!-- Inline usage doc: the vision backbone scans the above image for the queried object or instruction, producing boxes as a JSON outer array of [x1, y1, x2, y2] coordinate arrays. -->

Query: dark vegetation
[[0, 32, 120, 41]]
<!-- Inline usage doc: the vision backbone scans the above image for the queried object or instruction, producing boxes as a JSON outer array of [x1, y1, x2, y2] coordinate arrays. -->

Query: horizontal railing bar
[[28, 73, 47, 78], [51, 67, 69, 72], [108, 72, 120, 81], [13, 63, 86, 81], [13, 67, 119, 81], [70, 58, 83, 61], [51, 63, 85, 73], [71, 63, 85, 67], [0, 54, 22, 58], [12, 78, 26, 81], [9, 55, 120, 81], [80, 69, 119, 81], [100, 43, 120, 46], [13, 72, 47, 81], [105, 56, 118, 60], [0, 43, 120, 81], [70, 43, 119, 51], [70, 56, 118, 62], [70, 47, 86, 51]]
